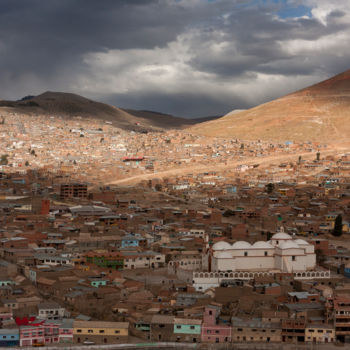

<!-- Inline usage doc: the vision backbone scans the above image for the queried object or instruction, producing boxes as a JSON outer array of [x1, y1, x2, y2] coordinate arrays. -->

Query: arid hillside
[[0, 92, 200, 132], [190, 69, 350, 142]]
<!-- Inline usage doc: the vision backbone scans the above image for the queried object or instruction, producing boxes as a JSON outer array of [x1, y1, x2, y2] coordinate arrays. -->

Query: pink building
[[59, 319, 74, 343], [201, 305, 231, 343], [0, 307, 13, 322], [43, 321, 60, 344], [20, 325, 45, 347], [19, 319, 73, 346]]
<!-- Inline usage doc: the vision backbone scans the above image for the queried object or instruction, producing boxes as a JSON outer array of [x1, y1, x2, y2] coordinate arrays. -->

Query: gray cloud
[[0, 0, 350, 117]]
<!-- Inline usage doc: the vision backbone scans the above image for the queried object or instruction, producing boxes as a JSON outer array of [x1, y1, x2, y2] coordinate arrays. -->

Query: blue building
[[0, 329, 20, 347], [344, 264, 350, 279], [121, 233, 146, 248]]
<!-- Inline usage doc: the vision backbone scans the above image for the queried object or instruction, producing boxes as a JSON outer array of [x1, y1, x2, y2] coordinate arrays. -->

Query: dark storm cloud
[[0, 0, 350, 116]]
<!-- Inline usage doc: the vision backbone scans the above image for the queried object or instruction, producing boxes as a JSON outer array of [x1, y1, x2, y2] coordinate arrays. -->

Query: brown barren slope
[[0, 92, 198, 131], [190, 69, 350, 142]]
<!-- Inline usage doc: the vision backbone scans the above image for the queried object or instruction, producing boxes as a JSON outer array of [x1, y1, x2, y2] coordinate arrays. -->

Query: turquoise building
[[173, 318, 201, 334]]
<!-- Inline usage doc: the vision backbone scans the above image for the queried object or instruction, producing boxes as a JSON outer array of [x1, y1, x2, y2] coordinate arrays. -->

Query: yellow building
[[305, 325, 335, 344], [73, 320, 129, 344]]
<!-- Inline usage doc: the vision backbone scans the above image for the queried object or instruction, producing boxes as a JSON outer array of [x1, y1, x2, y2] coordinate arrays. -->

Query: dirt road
[[108, 147, 345, 186]]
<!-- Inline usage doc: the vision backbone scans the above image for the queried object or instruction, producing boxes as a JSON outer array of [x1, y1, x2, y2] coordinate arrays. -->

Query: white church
[[209, 228, 316, 273]]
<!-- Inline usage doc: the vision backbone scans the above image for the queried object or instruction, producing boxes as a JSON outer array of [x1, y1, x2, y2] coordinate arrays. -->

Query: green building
[[85, 251, 124, 270]]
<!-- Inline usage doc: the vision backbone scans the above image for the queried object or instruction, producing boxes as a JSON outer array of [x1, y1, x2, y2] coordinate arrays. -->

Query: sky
[[0, 0, 350, 117]]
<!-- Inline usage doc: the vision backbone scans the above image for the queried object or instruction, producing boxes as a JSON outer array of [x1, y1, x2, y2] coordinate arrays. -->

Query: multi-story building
[[0, 329, 20, 347], [85, 251, 124, 270], [19, 325, 45, 347], [281, 319, 306, 343], [73, 320, 129, 344], [122, 251, 165, 269], [327, 296, 350, 341], [173, 318, 202, 343], [232, 318, 281, 343], [38, 302, 66, 320], [60, 183, 87, 199], [305, 324, 335, 343], [150, 315, 174, 342], [201, 305, 231, 343], [59, 319, 74, 344]]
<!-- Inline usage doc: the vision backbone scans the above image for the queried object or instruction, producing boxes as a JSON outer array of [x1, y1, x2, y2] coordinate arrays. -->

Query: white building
[[210, 229, 316, 273], [38, 302, 67, 320]]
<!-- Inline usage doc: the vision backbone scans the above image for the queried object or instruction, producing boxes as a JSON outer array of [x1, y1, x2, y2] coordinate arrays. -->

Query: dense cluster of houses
[[1, 123, 350, 346]]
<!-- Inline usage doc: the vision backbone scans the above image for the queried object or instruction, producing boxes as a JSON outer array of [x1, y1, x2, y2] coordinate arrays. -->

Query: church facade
[[209, 229, 316, 273]]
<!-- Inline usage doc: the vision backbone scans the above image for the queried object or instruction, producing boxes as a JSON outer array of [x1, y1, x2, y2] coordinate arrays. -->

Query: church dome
[[252, 241, 274, 249], [294, 239, 309, 246], [231, 241, 252, 249], [212, 241, 232, 251], [272, 232, 292, 240]]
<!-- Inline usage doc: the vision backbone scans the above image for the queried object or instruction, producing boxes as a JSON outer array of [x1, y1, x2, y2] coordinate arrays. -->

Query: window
[[88, 329, 93, 333], [176, 325, 181, 329], [264, 251, 268, 256], [190, 326, 195, 330], [99, 330, 105, 334], [209, 310, 212, 315], [114, 330, 120, 334], [244, 252, 248, 257]]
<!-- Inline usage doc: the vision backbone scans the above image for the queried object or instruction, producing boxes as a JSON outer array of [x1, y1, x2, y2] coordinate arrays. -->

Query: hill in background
[[0, 91, 217, 132], [189, 69, 350, 142]]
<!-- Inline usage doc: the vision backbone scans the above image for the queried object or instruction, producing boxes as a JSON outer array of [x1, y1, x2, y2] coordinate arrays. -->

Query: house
[[173, 318, 202, 343], [150, 315, 174, 342], [43, 320, 61, 344], [122, 251, 165, 269], [38, 302, 66, 320], [201, 305, 231, 343], [305, 324, 335, 343], [232, 317, 282, 343], [88, 277, 109, 288], [19, 324, 45, 347], [0, 329, 20, 347], [85, 251, 124, 270], [59, 319, 74, 343], [73, 320, 129, 344], [121, 233, 147, 248]]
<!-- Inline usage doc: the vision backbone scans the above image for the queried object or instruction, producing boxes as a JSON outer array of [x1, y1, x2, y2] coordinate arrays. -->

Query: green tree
[[223, 209, 234, 217], [0, 154, 8, 165], [298, 155, 302, 164], [25, 161, 29, 166], [266, 183, 274, 194], [333, 214, 343, 237], [155, 183, 162, 191]]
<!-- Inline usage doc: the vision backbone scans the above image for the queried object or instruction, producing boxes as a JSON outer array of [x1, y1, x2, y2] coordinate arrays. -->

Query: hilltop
[[189, 69, 350, 142], [0, 91, 203, 132]]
